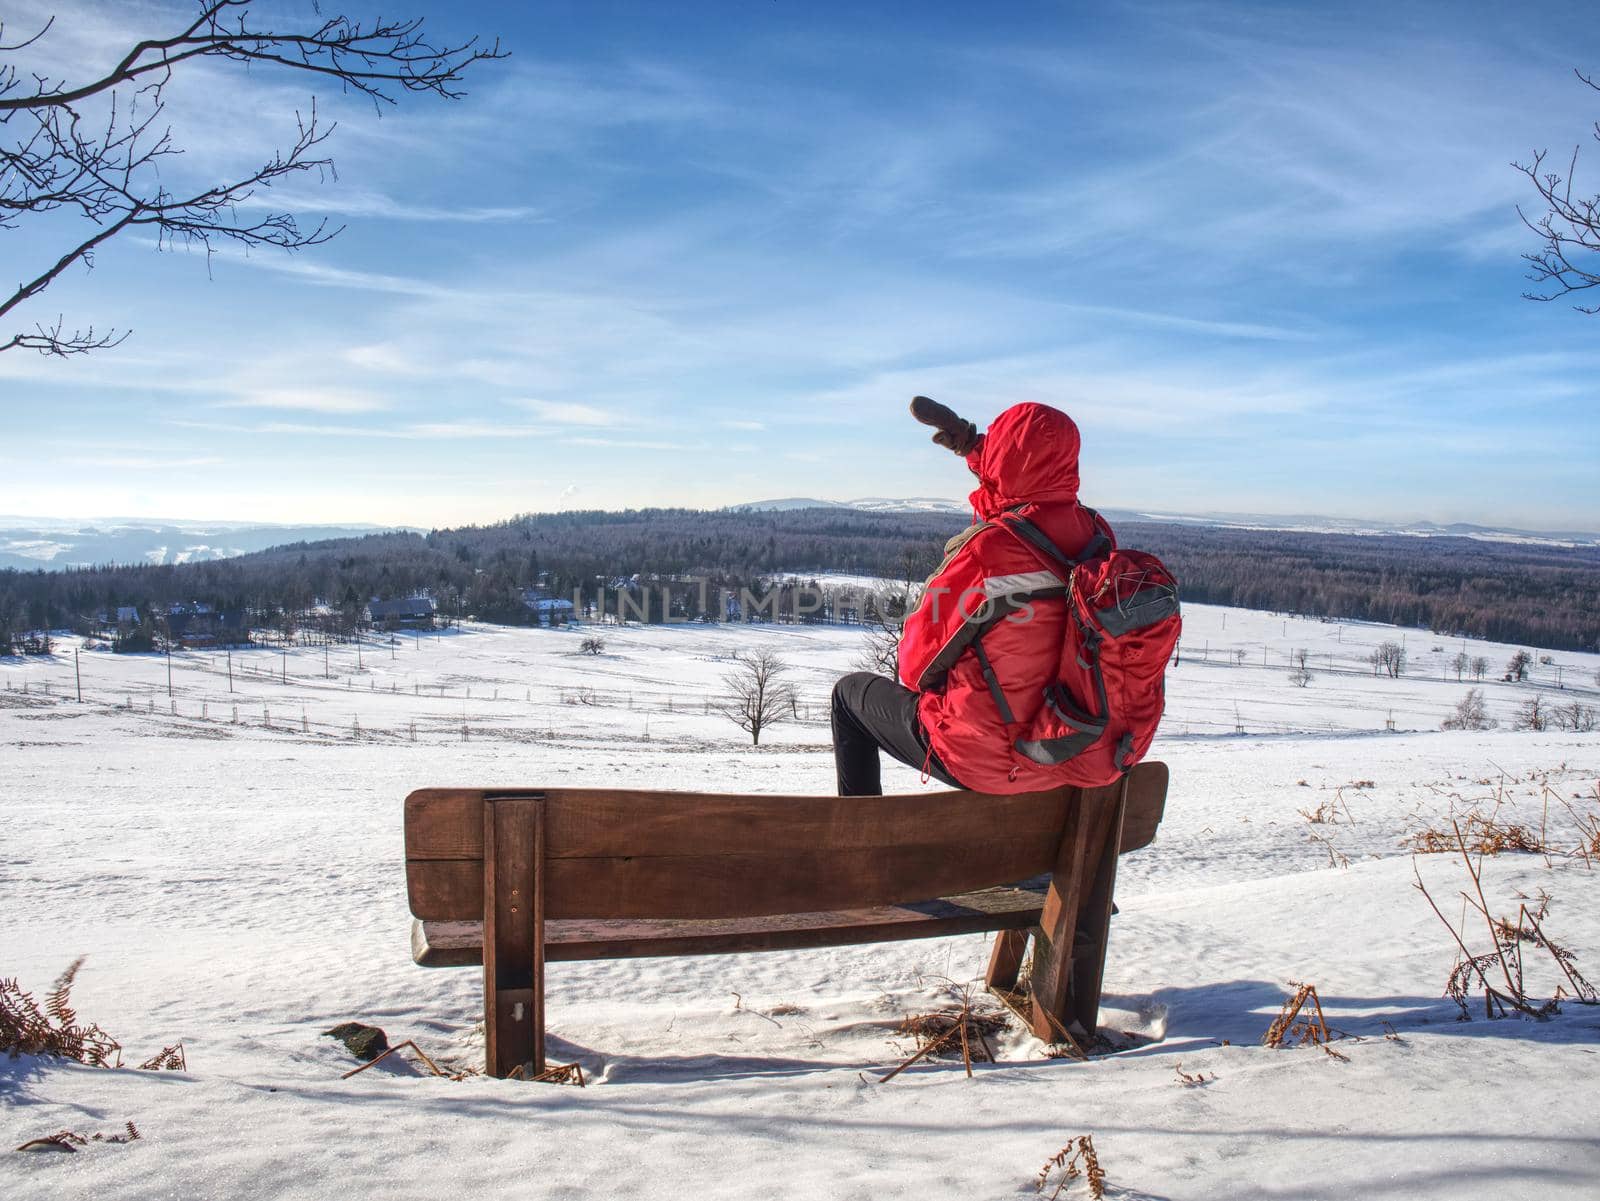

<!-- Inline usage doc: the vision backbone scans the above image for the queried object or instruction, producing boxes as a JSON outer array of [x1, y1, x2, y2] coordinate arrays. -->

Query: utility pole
[[357, 636, 363, 671], [282, 649, 287, 684], [325, 645, 330, 679], [227, 649, 233, 693], [166, 645, 173, 697], [74, 648, 81, 703]]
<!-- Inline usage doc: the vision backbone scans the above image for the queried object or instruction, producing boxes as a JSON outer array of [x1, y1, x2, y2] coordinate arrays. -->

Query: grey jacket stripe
[[983, 570, 1063, 597]]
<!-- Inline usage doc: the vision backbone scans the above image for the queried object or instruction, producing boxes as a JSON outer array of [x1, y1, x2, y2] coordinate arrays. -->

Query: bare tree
[[1, 2, 505, 355], [1451, 651, 1470, 682], [853, 581, 914, 677], [1442, 688, 1495, 731], [1505, 650, 1533, 682], [1471, 655, 1489, 682], [720, 648, 797, 746], [1369, 640, 1406, 679], [1287, 663, 1313, 688], [578, 635, 605, 656], [1517, 70, 1600, 311], [1513, 693, 1547, 731], [1550, 700, 1598, 732]]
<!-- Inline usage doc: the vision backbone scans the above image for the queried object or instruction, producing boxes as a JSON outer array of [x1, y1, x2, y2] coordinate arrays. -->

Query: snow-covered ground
[[4, 604, 1599, 1199]]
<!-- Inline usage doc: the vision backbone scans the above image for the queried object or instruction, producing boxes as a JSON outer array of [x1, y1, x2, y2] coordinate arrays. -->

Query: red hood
[[965, 402, 1082, 519]]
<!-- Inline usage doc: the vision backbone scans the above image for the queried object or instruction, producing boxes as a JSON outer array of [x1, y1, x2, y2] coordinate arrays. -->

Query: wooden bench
[[405, 760, 1168, 1077]]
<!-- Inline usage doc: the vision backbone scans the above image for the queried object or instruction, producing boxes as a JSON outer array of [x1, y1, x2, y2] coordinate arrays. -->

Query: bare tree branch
[[1, 316, 127, 357], [0, 1, 504, 112], [1516, 69, 1600, 312], [0, 2, 506, 355]]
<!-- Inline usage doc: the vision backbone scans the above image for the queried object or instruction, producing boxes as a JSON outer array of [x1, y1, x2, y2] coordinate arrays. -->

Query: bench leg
[[483, 797, 546, 1079], [1067, 786, 1126, 1037], [985, 929, 1029, 992], [1027, 780, 1127, 1044]]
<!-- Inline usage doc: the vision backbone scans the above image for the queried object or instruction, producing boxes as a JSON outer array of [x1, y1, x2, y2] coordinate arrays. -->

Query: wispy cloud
[[243, 189, 542, 224], [168, 417, 545, 441], [216, 388, 389, 414], [510, 398, 620, 427], [209, 252, 464, 300], [563, 435, 700, 452], [67, 454, 225, 470]]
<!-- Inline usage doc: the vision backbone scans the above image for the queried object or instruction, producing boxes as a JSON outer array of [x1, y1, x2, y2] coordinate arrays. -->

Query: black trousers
[[830, 671, 965, 796]]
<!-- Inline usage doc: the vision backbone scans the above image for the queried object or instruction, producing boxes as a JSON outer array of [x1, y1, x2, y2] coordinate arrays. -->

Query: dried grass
[[1413, 818, 1600, 1020], [1298, 790, 1356, 825], [340, 1038, 446, 1080], [1411, 764, 1600, 863], [988, 983, 1089, 1061], [529, 1062, 585, 1087], [1035, 1135, 1107, 1200], [1173, 1061, 1216, 1087], [881, 984, 1010, 1082], [1306, 831, 1351, 869], [1410, 814, 1545, 855]]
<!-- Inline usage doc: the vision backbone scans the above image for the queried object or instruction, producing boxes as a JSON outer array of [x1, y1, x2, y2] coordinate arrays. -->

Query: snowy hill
[[729, 496, 970, 514], [733, 498, 1600, 547], [0, 517, 420, 571], [1110, 508, 1600, 549], [4, 604, 1599, 1199]]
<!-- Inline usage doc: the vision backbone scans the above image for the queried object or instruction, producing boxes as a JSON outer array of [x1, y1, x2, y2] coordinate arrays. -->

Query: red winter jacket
[[898, 403, 1114, 793]]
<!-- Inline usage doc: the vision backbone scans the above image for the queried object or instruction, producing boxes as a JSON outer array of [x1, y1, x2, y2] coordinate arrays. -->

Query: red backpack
[[996, 512, 1181, 786]]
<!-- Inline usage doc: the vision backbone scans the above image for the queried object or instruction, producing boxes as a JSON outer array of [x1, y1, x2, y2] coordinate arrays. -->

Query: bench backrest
[[405, 761, 1167, 923]]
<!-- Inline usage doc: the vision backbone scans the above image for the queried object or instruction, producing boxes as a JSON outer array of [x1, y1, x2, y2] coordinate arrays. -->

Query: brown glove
[[909, 395, 980, 456]]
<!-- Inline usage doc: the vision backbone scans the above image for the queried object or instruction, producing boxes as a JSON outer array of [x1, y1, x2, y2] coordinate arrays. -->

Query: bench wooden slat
[[404, 785, 1077, 862], [411, 878, 1053, 966], [1117, 761, 1166, 853], [407, 835, 1061, 922]]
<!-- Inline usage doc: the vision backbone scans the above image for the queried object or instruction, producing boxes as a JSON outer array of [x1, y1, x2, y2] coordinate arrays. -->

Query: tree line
[[1, 508, 1595, 654]]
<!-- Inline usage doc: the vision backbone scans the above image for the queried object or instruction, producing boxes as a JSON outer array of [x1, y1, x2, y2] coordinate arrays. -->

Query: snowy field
[[4, 603, 1600, 1199]]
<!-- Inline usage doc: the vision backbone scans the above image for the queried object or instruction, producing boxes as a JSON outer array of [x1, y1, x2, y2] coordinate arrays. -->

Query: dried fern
[[1035, 1135, 1106, 1200], [46, 958, 82, 1029], [15, 1122, 140, 1152], [137, 1042, 187, 1071], [1, 959, 121, 1067], [1263, 982, 1347, 1058]]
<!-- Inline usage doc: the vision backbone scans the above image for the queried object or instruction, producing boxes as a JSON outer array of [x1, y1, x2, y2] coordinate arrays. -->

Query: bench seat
[[411, 876, 1052, 966]]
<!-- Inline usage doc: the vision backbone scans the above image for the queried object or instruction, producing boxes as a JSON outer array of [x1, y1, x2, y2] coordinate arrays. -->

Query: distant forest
[[1, 507, 1596, 653]]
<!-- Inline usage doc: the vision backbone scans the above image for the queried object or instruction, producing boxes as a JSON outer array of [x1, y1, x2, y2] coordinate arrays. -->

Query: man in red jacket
[[830, 398, 1114, 795]]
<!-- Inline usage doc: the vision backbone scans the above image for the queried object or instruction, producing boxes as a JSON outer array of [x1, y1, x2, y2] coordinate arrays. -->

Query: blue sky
[[3, 0, 1598, 530]]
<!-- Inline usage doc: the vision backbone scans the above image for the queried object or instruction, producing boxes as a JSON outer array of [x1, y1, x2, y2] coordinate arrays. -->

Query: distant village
[[5, 588, 578, 656], [2, 572, 887, 658]]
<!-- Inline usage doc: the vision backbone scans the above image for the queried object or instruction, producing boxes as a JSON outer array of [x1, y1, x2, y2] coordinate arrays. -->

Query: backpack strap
[[969, 637, 1016, 724], [997, 510, 1110, 577]]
